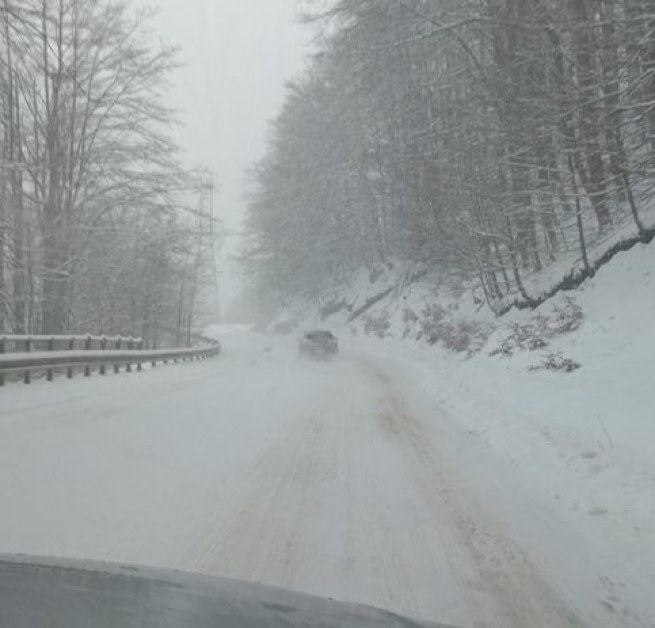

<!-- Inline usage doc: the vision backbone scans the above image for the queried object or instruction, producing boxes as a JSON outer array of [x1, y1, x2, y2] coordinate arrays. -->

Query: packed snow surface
[[1, 243, 655, 628]]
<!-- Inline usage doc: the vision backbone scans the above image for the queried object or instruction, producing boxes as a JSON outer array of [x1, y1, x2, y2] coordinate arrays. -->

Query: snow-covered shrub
[[403, 308, 419, 324], [439, 321, 473, 353], [490, 298, 583, 357], [548, 298, 583, 335], [402, 308, 420, 339], [418, 304, 492, 354], [419, 304, 448, 344], [530, 351, 581, 373], [364, 313, 391, 338], [452, 320, 493, 355], [489, 321, 548, 356]]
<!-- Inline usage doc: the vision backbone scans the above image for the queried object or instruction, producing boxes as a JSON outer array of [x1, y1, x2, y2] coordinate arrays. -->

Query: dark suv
[[298, 330, 339, 358]]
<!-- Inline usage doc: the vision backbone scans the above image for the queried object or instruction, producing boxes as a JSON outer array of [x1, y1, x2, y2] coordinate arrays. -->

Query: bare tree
[[0, 0, 216, 340]]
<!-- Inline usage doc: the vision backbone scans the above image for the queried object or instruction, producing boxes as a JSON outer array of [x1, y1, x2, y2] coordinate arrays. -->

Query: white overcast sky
[[151, 1, 309, 316], [153, 0, 309, 230]]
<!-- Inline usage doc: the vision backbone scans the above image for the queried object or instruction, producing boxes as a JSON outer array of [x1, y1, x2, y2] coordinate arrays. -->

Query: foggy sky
[[154, 0, 307, 229], [153, 1, 308, 316]]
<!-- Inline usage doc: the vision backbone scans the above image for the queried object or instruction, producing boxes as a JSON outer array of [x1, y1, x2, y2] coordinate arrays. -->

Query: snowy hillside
[[284, 241, 655, 374], [284, 242, 655, 471]]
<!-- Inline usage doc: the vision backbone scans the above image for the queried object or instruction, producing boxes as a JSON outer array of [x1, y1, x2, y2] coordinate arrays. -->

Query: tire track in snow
[[366, 363, 586, 627], [193, 359, 446, 619], [192, 353, 585, 626], [194, 409, 326, 585]]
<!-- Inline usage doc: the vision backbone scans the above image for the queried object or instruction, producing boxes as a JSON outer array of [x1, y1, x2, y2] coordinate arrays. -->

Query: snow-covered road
[[0, 330, 651, 627]]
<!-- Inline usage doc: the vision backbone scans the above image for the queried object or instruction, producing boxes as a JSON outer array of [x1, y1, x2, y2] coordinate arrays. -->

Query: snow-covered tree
[[246, 0, 655, 313]]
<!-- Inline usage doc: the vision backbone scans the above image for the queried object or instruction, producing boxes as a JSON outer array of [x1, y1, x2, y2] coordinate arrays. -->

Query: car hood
[[0, 554, 453, 628]]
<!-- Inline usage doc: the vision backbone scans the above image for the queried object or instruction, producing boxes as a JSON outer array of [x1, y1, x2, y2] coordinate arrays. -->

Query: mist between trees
[[245, 0, 655, 317], [0, 0, 216, 346]]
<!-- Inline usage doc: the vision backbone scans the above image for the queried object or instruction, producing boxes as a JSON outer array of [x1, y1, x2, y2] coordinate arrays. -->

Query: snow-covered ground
[[353, 243, 655, 617], [274, 241, 655, 626], [1, 238, 654, 628], [358, 337, 655, 628]]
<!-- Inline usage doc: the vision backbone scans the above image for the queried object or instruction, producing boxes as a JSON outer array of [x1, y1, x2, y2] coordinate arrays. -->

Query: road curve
[[0, 330, 625, 627]]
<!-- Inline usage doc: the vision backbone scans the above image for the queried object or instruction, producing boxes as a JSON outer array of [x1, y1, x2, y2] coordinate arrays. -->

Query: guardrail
[[0, 335, 145, 352], [0, 334, 220, 387]]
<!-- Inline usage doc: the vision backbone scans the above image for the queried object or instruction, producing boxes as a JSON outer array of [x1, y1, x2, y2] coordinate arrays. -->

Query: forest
[[246, 0, 655, 315], [0, 0, 215, 344]]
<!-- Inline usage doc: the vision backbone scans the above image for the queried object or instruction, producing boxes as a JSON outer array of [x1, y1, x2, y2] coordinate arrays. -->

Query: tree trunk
[[0, 189, 5, 332], [572, 0, 612, 232], [41, 1, 70, 334]]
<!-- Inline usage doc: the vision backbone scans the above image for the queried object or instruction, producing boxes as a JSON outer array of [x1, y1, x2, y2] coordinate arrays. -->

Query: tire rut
[[367, 364, 587, 628]]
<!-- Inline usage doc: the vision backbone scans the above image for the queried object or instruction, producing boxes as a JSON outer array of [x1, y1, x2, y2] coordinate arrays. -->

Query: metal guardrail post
[[67, 337, 74, 378], [84, 336, 92, 377], [126, 337, 133, 373], [114, 337, 121, 374], [100, 337, 107, 375], [24, 338, 31, 384], [0, 337, 5, 387], [47, 338, 55, 381]]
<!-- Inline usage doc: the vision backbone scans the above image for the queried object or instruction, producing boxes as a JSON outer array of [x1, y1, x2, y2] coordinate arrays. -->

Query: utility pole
[[201, 176, 220, 321]]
